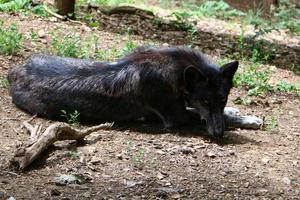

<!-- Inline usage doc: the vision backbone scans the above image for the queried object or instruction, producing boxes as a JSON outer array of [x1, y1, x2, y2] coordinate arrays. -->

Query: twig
[[11, 122, 113, 171], [43, 5, 85, 25]]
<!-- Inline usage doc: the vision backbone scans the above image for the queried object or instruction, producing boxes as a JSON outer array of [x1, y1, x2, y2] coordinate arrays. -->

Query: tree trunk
[[55, 0, 75, 19]]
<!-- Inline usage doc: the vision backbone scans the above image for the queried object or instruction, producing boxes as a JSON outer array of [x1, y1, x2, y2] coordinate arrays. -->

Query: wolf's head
[[184, 61, 239, 138]]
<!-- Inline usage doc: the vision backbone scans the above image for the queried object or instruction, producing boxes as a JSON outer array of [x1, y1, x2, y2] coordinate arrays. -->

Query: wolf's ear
[[221, 61, 239, 81], [184, 66, 207, 93]]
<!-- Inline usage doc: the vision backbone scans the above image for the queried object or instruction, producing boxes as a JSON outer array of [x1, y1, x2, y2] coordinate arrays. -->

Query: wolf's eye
[[222, 98, 227, 103]]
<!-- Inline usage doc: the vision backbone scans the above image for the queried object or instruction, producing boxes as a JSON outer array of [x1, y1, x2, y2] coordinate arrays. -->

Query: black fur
[[8, 47, 238, 137]]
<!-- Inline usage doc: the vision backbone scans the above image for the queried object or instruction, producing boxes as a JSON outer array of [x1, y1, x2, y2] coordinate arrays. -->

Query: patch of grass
[[233, 62, 299, 97], [0, 77, 9, 88], [183, 1, 244, 20], [237, 24, 275, 63], [31, 4, 51, 18], [124, 139, 146, 169], [61, 110, 80, 127], [272, 1, 300, 35], [122, 38, 137, 55], [0, 22, 23, 55], [275, 81, 299, 96], [66, 151, 81, 159], [265, 107, 282, 133], [132, 147, 145, 169], [0, 0, 29, 12], [29, 29, 38, 40], [50, 31, 81, 58], [233, 64, 273, 96]]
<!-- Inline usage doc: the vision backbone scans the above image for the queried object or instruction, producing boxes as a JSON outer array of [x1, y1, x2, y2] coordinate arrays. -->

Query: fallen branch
[[43, 4, 85, 25], [11, 122, 113, 171]]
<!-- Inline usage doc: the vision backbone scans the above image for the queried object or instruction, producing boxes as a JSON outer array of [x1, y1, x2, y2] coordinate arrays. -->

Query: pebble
[[37, 30, 46, 38], [124, 180, 143, 188], [206, 152, 216, 158], [54, 174, 79, 185], [261, 157, 270, 164], [282, 177, 292, 185], [178, 146, 195, 154]]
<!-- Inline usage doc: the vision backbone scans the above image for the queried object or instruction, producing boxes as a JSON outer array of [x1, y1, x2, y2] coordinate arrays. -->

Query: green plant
[[272, 2, 300, 35], [66, 151, 81, 159], [31, 4, 51, 17], [50, 31, 81, 58], [132, 147, 145, 169], [265, 107, 282, 133], [122, 38, 137, 55], [29, 29, 38, 40], [184, 1, 244, 20], [0, 22, 23, 55], [61, 110, 80, 126], [0, 77, 9, 88], [0, 0, 29, 12], [275, 81, 299, 95], [249, 27, 275, 63], [237, 23, 275, 63], [233, 64, 273, 96], [244, 9, 265, 27]]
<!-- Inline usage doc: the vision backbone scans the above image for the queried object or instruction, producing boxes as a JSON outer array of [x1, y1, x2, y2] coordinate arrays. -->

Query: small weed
[[132, 147, 145, 169], [29, 29, 38, 40], [265, 115, 278, 132], [0, 22, 23, 55], [122, 38, 137, 55], [184, 1, 244, 20], [237, 23, 275, 63], [272, 2, 300, 35], [233, 64, 273, 96], [50, 31, 81, 58], [0, 77, 9, 88], [61, 110, 80, 126], [66, 151, 81, 159], [0, 0, 29, 12], [171, 11, 194, 30], [31, 4, 51, 18], [124, 139, 146, 169], [249, 27, 275, 63], [265, 107, 282, 133], [275, 81, 299, 95], [244, 9, 265, 27], [124, 139, 133, 157]]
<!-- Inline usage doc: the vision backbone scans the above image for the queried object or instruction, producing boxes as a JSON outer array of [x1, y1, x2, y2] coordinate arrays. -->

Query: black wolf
[[8, 47, 238, 138]]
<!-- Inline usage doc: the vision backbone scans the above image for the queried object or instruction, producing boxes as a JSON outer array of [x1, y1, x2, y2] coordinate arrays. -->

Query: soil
[[0, 11, 300, 200]]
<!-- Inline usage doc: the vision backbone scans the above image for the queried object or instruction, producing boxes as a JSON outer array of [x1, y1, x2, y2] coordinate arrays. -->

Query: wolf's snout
[[206, 112, 225, 138]]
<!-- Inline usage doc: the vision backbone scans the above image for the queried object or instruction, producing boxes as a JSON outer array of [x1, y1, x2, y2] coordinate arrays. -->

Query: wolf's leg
[[224, 107, 263, 129], [147, 102, 190, 129]]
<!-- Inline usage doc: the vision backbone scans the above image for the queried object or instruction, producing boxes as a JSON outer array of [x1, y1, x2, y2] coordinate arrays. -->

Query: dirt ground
[[0, 12, 300, 200]]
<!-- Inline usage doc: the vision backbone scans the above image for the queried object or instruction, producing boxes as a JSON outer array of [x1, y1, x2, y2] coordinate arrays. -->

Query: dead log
[[10, 122, 113, 171]]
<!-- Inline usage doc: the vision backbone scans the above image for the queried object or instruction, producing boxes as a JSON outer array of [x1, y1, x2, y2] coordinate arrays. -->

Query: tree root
[[10, 122, 113, 171]]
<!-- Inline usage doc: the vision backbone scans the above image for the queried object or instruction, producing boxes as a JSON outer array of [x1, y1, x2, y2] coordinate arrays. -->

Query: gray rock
[[54, 174, 79, 185]]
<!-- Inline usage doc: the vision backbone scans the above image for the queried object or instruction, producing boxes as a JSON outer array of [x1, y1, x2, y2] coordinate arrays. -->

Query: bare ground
[[0, 13, 300, 200]]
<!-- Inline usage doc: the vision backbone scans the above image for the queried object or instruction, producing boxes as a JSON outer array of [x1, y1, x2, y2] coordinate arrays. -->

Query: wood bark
[[55, 0, 75, 19]]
